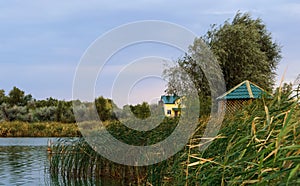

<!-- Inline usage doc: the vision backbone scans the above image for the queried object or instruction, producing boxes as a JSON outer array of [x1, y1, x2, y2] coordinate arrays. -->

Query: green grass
[[0, 121, 81, 137]]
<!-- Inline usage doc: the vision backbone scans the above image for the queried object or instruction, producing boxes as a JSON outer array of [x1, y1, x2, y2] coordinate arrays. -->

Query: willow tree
[[204, 12, 281, 91]]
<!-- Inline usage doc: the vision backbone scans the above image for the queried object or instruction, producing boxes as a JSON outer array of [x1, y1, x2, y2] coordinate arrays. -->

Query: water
[[0, 138, 121, 186], [0, 138, 52, 186]]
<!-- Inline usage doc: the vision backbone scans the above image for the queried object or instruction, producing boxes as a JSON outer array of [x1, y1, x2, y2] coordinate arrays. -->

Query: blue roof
[[161, 95, 180, 104], [217, 80, 270, 100]]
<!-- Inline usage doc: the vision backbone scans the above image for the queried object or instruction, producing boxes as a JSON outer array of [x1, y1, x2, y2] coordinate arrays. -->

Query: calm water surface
[[0, 138, 120, 186], [0, 138, 52, 186]]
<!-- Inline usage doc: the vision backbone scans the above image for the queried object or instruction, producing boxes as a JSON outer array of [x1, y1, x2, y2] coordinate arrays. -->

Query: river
[[0, 138, 120, 186]]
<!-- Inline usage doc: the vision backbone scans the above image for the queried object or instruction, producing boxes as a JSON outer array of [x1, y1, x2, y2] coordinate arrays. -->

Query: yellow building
[[160, 95, 181, 117]]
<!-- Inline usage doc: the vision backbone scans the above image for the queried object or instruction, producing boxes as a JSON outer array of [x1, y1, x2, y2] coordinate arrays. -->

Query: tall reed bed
[[49, 89, 299, 185], [49, 137, 186, 185], [49, 137, 147, 185], [49, 118, 181, 185], [181, 89, 300, 185]]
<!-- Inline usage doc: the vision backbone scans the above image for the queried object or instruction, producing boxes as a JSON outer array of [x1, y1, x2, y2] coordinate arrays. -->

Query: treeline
[[75, 98, 161, 122], [0, 86, 157, 123], [0, 87, 75, 123]]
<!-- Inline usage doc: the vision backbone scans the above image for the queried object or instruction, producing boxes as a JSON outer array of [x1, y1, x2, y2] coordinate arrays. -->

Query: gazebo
[[217, 80, 270, 114]]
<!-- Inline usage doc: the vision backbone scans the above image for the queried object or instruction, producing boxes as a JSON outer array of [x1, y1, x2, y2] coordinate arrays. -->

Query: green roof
[[161, 95, 180, 104], [217, 80, 270, 100]]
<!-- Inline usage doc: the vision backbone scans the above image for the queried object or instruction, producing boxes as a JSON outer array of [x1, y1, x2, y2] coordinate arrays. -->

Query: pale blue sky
[[1, 1, 299, 105]]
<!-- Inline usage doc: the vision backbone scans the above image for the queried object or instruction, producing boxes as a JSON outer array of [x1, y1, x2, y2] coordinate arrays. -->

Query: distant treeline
[[0, 87, 75, 123], [0, 86, 159, 123]]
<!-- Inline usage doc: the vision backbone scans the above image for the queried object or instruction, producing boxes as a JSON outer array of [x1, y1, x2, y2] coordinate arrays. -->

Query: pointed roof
[[217, 80, 270, 100], [161, 95, 180, 104]]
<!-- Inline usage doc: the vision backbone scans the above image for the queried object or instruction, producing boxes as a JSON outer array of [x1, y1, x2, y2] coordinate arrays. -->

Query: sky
[[1, 0, 299, 106]]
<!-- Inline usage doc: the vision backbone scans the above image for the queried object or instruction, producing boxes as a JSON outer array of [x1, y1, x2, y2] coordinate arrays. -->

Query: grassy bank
[[0, 121, 81, 137], [49, 89, 300, 185]]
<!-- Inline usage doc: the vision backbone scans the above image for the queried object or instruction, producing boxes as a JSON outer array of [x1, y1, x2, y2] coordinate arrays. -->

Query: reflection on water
[[0, 138, 50, 186], [0, 138, 121, 186], [49, 175, 122, 186]]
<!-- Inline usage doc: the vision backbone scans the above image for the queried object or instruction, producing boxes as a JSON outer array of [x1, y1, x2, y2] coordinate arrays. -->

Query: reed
[[49, 137, 149, 185], [181, 88, 300, 185], [49, 118, 181, 185], [49, 89, 299, 185]]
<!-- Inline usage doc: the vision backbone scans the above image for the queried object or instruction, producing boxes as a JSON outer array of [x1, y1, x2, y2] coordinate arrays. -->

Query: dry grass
[[0, 121, 81, 137]]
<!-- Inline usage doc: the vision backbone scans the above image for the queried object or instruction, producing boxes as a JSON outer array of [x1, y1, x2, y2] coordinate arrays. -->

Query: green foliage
[[0, 86, 159, 124], [33, 106, 57, 122], [163, 12, 281, 116], [163, 54, 210, 96], [0, 87, 77, 123], [55, 101, 75, 123], [0, 89, 6, 105], [35, 97, 58, 107], [7, 86, 32, 106], [163, 54, 213, 116], [204, 12, 281, 91], [95, 96, 117, 121], [129, 102, 151, 119], [106, 117, 178, 146]]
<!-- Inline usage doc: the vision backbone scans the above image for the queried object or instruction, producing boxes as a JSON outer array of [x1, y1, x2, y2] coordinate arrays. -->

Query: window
[[167, 110, 171, 115]]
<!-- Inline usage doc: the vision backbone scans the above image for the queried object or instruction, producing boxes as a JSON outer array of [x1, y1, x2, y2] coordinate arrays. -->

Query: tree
[[33, 106, 57, 122], [56, 100, 75, 123], [95, 96, 117, 121], [164, 51, 218, 115], [0, 89, 6, 105], [24, 94, 33, 104], [130, 102, 151, 119], [164, 12, 281, 115], [163, 54, 210, 96], [204, 12, 281, 91], [7, 86, 25, 106]]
